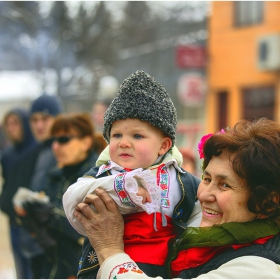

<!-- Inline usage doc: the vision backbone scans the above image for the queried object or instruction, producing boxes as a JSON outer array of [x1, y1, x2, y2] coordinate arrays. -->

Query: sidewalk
[[0, 211, 16, 278]]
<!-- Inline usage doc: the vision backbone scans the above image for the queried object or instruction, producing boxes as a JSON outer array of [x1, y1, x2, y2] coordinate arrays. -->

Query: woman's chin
[[199, 218, 219, 227]]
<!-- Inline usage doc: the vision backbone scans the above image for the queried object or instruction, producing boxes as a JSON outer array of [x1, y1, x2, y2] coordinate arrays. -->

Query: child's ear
[[158, 137, 172, 156]]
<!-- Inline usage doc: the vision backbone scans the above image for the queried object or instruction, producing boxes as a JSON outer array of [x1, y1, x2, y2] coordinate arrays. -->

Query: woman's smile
[[203, 206, 222, 216], [198, 154, 257, 227]]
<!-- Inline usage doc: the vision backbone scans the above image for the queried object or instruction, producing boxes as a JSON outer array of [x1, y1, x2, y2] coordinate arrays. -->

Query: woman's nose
[[198, 183, 216, 202], [52, 141, 59, 151]]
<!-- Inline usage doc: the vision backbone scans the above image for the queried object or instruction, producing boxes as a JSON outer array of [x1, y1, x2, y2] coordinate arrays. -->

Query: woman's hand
[[74, 188, 124, 265], [14, 205, 27, 216]]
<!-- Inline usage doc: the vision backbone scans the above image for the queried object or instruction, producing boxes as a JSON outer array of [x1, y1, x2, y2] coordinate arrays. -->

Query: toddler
[[63, 70, 201, 278]]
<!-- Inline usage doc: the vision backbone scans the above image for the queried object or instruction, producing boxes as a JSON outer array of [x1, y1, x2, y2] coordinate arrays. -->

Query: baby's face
[[109, 118, 171, 169]]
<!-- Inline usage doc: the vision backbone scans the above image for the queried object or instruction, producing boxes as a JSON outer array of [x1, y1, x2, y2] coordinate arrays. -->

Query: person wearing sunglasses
[[13, 112, 107, 279]]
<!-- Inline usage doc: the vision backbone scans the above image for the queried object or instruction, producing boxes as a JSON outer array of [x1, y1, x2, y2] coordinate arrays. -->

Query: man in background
[[27, 93, 64, 190]]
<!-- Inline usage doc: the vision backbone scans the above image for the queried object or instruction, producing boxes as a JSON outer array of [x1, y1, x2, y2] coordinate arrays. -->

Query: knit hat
[[30, 93, 63, 116], [103, 70, 177, 146]]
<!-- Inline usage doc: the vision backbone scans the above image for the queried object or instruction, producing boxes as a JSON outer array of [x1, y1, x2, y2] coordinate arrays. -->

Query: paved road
[[0, 211, 16, 278]]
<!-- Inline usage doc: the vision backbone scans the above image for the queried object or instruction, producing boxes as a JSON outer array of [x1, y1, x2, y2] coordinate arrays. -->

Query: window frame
[[242, 85, 275, 121], [234, 1, 264, 27]]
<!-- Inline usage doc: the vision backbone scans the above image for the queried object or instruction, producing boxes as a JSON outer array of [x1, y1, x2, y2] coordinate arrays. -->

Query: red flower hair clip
[[198, 134, 212, 159], [198, 129, 225, 159]]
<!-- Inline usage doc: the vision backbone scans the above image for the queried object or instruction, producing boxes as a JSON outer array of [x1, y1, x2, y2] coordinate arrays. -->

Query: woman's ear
[[82, 136, 93, 152], [158, 137, 172, 156], [258, 192, 280, 219]]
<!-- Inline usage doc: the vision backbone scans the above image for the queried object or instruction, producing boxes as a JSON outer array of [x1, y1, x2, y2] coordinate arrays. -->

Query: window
[[234, 1, 264, 27], [242, 86, 275, 121], [217, 91, 228, 130]]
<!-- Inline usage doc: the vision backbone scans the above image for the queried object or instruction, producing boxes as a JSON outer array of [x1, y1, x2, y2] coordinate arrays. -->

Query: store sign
[[177, 73, 206, 107], [176, 45, 206, 68]]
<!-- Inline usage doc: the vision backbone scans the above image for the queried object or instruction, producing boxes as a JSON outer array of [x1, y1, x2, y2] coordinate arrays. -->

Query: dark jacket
[[0, 138, 54, 219], [38, 151, 100, 279], [0, 108, 37, 221], [178, 234, 280, 278], [77, 166, 200, 279]]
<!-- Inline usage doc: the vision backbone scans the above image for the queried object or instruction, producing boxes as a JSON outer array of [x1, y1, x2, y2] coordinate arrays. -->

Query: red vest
[[123, 211, 176, 265]]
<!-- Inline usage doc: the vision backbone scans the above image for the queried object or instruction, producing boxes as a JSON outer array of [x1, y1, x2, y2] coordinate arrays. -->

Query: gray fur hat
[[103, 70, 177, 146]]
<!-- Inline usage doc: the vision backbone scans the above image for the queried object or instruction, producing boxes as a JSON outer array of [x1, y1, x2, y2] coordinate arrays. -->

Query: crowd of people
[[0, 70, 279, 279], [0, 94, 107, 278]]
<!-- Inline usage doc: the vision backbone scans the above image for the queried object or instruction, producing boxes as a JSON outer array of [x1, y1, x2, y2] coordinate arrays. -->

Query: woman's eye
[[221, 182, 231, 188], [134, 134, 143, 139], [203, 176, 211, 183]]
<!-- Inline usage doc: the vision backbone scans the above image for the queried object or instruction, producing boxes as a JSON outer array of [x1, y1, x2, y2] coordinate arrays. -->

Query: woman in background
[[0, 108, 37, 279], [14, 112, 107, 279]]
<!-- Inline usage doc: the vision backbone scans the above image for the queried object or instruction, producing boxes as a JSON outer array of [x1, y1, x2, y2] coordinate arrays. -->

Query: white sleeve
[[196, 256, 280, 278], [63, 176, 105, 236], [97, 253, 163, 279], [97, 254, 280, 279], [62, 174, 146, 236]]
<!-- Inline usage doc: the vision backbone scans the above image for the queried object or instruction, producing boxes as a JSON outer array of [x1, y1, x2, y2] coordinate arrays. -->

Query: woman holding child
[[74, 117, 280, 278]]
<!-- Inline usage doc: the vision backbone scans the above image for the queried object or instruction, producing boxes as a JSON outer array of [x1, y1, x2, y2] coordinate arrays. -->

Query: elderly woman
[[74, 118, 280, 278]]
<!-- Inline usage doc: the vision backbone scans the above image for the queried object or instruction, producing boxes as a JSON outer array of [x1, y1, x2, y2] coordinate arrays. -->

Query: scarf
[[166, 218, 280, 277]]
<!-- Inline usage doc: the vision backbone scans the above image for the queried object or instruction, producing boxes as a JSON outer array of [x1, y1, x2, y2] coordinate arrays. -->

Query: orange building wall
[[207, 1, 280, 133]]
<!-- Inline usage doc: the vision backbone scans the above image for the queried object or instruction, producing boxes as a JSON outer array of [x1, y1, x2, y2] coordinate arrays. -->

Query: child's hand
[[137, 187, 152, 204]]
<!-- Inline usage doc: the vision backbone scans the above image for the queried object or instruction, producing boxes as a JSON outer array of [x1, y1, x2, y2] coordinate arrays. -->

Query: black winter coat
[[0, 138, 54, 220], [0, 108, 37, 222], [38, 151, 99, 279]]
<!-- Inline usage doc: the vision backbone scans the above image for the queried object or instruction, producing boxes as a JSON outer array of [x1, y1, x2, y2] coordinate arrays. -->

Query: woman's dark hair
[[51, 112, 107, 154], [202, 118, 280, 219]]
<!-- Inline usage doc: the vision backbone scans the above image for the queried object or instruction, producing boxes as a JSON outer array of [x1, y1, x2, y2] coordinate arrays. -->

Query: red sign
[[176, 45, 206, 68]]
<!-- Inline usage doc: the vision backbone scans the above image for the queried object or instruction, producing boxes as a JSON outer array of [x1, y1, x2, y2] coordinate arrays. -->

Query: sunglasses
[[52, 135, 79, 144]]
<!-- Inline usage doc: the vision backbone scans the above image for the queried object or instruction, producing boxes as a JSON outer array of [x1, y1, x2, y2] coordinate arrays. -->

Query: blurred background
[[1, 1, 280, 277], [0, 1, 209, 156]]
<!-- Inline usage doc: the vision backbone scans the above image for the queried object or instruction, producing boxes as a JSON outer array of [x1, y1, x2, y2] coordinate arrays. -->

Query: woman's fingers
[[73, 189, 124, 264], [74, 202, 92, 227], [84, 188, 121, 214], [74, 202, 100, 235], [74, 189, 123, 235]]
